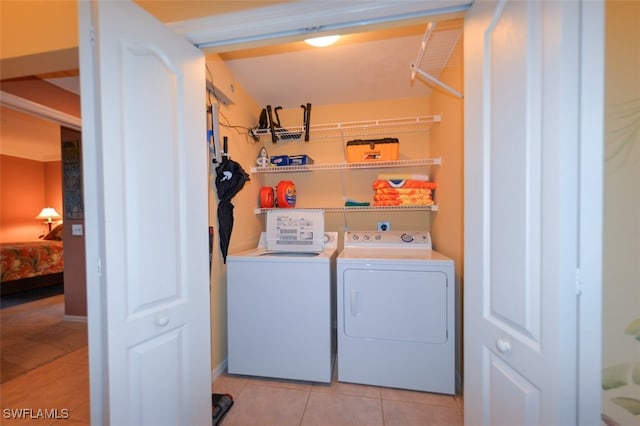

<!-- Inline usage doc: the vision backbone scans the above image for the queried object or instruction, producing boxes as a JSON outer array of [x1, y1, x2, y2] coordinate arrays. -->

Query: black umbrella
[[215, 141, 250, 263]]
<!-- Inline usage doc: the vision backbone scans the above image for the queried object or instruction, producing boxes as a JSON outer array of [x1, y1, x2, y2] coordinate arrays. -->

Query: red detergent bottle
[[259, 186, 274, 208]]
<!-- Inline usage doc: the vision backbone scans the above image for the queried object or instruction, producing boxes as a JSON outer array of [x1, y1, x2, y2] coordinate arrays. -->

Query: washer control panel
[[344, 231, 432, 249]]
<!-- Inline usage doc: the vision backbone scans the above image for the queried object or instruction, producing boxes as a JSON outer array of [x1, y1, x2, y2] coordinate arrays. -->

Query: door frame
[[77, 0, 603, 422], [462, 0, 603, 423], [575, 1, 604, 422]]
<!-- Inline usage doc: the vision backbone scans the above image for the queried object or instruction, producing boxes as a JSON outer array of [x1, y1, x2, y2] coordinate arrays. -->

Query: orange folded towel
[[374, 194, 432, 202], [373, 198, 434, 207], [375, 188, 433, 196], [372, 179, 437, 190]]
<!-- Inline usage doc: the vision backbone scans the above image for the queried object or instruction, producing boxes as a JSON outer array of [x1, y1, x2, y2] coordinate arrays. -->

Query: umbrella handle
[[223, 136, 228, 158]]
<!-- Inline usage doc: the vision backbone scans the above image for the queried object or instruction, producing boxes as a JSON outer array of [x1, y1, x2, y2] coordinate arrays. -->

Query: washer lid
[[228, 246, 337, 262]]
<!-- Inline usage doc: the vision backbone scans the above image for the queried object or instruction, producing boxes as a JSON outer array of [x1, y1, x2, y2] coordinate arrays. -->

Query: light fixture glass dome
[[304, 35, 340, 47]]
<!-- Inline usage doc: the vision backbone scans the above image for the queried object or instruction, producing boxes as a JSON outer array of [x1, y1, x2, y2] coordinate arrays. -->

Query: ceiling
[[217, 21, 463, 109], [37, 19, 463, 109], [60, 1, 463, 108]]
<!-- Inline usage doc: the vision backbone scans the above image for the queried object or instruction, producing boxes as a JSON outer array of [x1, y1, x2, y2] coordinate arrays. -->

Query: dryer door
[[343, 268, 448, 343]]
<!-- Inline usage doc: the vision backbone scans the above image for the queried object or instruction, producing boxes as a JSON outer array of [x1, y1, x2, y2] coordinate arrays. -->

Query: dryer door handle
[[349, 291, 361, 317]]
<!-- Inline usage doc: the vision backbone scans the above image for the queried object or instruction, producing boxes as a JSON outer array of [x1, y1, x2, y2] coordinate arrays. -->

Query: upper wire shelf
[[252, 115, 441, 142]]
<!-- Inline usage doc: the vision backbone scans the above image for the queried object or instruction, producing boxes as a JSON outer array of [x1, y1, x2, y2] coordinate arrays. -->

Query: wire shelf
[[254, 205, 439, 214], [251, 157, 441, 174], [252, 115, 441, 142]]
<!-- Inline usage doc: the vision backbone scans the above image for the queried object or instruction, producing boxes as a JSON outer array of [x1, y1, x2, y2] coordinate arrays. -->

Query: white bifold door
[[464, 0, 603, 424], [79, 1, 211, 424]]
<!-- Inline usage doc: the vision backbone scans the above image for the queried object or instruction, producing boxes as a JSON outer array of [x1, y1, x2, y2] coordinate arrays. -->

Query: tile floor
[[214, 370, 463, 426], [1, 295, 463, 425]]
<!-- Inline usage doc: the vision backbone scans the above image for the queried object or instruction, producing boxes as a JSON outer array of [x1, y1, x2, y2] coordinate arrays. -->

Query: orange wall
[[0, 154, 62, 242]]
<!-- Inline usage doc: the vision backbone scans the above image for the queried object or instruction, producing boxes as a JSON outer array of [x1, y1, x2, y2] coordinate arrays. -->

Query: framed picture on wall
[[62, 139, 84, 220]]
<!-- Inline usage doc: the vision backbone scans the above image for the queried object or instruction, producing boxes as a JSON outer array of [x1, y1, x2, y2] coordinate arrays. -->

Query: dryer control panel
[[344, 231, 432, 249]]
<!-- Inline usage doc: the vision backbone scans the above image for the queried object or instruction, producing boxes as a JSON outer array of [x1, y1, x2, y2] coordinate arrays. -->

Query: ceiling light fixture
[[304, 35, 340, 47]]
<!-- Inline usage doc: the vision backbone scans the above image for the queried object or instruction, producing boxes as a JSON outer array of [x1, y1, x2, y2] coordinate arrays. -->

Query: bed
[[1, 225, 64, 296]]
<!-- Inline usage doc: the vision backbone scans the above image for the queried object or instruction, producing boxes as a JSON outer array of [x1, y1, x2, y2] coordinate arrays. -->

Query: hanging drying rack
[[410, 20, 464, 99]]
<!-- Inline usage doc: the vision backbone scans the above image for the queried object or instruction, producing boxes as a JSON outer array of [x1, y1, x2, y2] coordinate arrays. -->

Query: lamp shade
[[35, 207, 62, 222]]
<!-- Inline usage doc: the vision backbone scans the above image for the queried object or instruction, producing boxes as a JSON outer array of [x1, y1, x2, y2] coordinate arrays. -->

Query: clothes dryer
[[337, 230, 455, 394]]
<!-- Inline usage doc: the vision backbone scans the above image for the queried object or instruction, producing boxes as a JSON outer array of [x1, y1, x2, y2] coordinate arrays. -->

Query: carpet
[[0, 294, 87, 383]]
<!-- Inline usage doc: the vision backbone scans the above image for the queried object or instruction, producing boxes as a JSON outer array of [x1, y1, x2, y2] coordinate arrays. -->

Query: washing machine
[[337, 230, 455, 394], [226, 231, 337, 383]]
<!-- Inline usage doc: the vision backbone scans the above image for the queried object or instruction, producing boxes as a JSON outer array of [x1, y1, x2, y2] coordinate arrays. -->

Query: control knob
[[401, 233, 414, 243]]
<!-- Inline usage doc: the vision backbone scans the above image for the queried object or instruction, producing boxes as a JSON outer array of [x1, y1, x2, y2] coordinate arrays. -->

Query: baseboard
[[64, 314, 88, 322], [211, 358, 228, 382]]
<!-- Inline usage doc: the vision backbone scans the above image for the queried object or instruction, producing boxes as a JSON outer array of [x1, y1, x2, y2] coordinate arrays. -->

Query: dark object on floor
[[1, 272, 64, 296], [212, 393, 234, 425], [0, 283, 64, 309]]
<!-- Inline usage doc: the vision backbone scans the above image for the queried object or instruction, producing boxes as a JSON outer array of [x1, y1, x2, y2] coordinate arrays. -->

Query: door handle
[[349, 291, 360, 317], [495, 338, 511, 354], [156, 315, 170, 327]]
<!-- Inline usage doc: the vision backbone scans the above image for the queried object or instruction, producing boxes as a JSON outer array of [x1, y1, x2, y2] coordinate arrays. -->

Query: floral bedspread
[[1, 241, 64, 282]]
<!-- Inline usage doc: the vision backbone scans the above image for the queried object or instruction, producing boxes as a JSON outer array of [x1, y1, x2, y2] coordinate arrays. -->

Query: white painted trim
[[170, 1, 471, 49], [64, 315, 88, 323], [211, 358, 228, 382], [0, 91, 81, 130], [577, 0, 604, 422], [78, 1, 106, 423]]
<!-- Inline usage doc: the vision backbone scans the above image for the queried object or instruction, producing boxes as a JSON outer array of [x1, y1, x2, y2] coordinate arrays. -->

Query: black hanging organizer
[[253, 103, 311, 143]]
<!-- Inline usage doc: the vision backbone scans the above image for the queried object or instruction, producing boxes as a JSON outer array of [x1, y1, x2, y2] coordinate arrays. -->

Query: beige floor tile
[[221, 382, 309, 426], [247, 375, 314, 391], [380, 386, 458, 409], [382, 398, 463, 426], [312, 377, 381, 399], [301, 391, 383, 426]]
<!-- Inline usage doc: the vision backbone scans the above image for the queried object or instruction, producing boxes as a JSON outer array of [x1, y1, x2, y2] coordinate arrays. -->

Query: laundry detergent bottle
[[259, 186, 274, 208], [276, 180, 296, 208]]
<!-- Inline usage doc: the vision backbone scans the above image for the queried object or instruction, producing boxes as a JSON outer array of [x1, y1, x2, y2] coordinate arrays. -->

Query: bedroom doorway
[[0, 96, 89, 418]]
